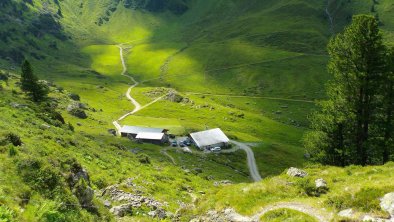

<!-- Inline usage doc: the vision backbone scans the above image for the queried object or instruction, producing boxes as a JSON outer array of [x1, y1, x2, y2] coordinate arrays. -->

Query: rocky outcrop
[[67, 164, 95, 210], [101, 179, 167, 218], [67, 102, 88, 119], [287, 167, 308, 178], [110, 204, 133, 217], [213, 180, 233, 187], [192, 208, 256, 222], [381, 192, 394, 219]]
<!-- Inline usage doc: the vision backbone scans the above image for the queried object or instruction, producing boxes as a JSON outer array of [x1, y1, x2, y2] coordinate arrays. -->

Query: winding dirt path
[[112, 44, 163, 135], [230, 140, 262, 182]]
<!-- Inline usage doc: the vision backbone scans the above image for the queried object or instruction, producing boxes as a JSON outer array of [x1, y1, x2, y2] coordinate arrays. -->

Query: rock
[[193, 168, 203, 174], [74, 184, 94, 207], [148, 209, 167, 219], [213, 180, 233, 187], [104, 200, 112, 208], [361, 215, 387, 222], [40, 124, 51, 129], [67, 102, 88, 119], [315, 178, 327, 189], [338, 209, 354, 218], [381, 192, 394, 218], [287, 167, 308, 178], [10, 102, 27, 109], [68, 168, 90, 188], [224, 208, 254, 222], [110, 204, 133, 217], [196, 208, 256, 222], [107, 129, 117, 136]]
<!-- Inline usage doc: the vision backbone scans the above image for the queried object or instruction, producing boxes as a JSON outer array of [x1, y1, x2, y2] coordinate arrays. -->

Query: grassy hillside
[[1, 1, 394, 221], [192, 162, 394, 221], [0, 71, 252, 221]]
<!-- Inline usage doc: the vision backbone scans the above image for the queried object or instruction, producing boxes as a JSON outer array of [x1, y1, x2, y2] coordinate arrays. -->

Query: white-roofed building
[[136, 132, 167, 145], [120, 126, 168, 138], [189, 128, 230, 150]]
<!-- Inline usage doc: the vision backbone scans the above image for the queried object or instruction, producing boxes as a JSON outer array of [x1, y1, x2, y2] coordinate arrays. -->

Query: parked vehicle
[[179, 142, 186, 147], [210, 147, 221, 152], [171, 141, 178, 147]]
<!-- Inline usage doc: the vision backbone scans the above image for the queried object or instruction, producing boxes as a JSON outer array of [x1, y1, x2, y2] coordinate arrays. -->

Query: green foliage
[[18, 158, 63, 197], [20, 60, 49, 102], [137, 153, 151, 164], [5, 133, 22, 146], [325, 187, 393, 212], [8, 145, 17, 157], [260, 208, 318, 222], [305, 15, 392, 166], [0, 206, 14, 222]]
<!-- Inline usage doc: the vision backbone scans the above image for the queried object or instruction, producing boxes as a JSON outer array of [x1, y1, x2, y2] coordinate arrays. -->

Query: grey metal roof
[[190, 128, 230, 148], [136, 132, 164, 140], [120, 126, 164, 134]]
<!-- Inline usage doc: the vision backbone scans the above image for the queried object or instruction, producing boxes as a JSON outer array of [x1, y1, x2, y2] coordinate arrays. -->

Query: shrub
[[6, 133, 22, 146], [353, 187, 388, 212], [137, 153, 151, 164], [8, 145, 17, 157], [0, 206, 14, 222], [68, 122, 74, 132], [69, 93, 80, 101], [18, 159, 62, 197], [295, 178, 322, 197], [93, 178, 108, 189]]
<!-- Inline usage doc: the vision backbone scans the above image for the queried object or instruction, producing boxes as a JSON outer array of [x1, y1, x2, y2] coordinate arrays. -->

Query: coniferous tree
[[304, 15, 387, 166], [20, 60, 48, 102], [380, 48, 394, 163]]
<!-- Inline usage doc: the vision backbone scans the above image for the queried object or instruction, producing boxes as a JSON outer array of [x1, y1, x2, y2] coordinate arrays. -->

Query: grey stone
[[287, 167, 308, 178], [110, 204, 132, 217], [338, 209, 354, 218], [315, 178, 327, 189], [381, 192, 394, 218], [104, 200, 112, 208]]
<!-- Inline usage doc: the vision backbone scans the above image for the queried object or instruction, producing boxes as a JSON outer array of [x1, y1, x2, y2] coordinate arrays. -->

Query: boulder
[[104, 200, 112, 208], [74, 184, 94, 207], [381, 192, 394, 218], [110, 204, 133, 217], [287, 167, 308, 178], [213, 180, 233, 187], [223, 208, 254, 222], [338, 209, 354, 218], [67, 102, 88, 119], [315, 178, 327, 189]]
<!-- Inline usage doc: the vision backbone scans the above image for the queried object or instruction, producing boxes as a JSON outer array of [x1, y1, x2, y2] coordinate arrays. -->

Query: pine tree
[[304, 15, 387, 166], [381, 48, 394, 163], [20, 60, 48, 102]]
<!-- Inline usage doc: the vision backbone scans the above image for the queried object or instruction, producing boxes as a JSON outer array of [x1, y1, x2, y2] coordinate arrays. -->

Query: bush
[[6, 133, 22, 146], [8, 145, 17, 157], [0, 206, 14, 222], [137, 153, 151, 164], [18, 159, 63, 197], [295, 178, 322, 197], [93, 178, 108, 189], [69, 93, 80, 101]]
